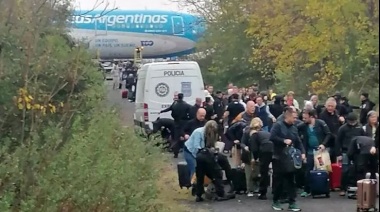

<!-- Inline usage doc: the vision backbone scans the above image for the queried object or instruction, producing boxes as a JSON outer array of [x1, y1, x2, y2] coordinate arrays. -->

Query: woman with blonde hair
[[241, 117, 274, 200]]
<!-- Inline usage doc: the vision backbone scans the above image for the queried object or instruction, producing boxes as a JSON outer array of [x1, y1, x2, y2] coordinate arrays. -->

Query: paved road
[[106, 81, 378, 212]]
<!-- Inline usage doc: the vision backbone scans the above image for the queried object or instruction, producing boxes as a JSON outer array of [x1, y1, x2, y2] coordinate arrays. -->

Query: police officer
[[161, 93, 191, 158]]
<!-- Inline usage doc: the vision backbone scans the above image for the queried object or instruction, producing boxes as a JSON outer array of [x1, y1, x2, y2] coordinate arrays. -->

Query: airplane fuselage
[[70, 10, 205, 59]]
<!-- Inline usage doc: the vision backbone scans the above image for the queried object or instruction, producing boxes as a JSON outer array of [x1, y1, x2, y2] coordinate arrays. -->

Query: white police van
[[134, 61, 205, 134]]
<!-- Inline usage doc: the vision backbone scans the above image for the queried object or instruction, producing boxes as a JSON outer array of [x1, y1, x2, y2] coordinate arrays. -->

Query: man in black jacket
[[183, 108, 206, 139], [319, 97, 345, 163], [347, 136, 377, 181], [297, 109, 331, 197], [359, 92, 376, 125], [336, 112, 366, 195], [213, 91, 225, 123], [160, 93, 191, 158], [270, 108, 305, 211], [213, 91, 225, 137], [224, 93, 245, 126]]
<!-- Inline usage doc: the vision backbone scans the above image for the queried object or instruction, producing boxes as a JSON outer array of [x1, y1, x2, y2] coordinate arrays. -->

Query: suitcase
[[330, 163, 342, 190], [231, 168, 247, 194], [121, 90, 128, 98], [177, 162, 191, 189], [309, 170, 330, 198], [376, 173, 379, 197], [231, 145, 242, 167], [357, 179, 377, 211]]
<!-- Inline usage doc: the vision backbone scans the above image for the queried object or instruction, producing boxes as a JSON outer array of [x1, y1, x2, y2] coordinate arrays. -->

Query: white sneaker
[[247, 192, 254, 197]]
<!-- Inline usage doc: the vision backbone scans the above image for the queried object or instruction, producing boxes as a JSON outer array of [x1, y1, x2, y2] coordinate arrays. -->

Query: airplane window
[[136, 25, 139, 28], [150, 25, 153, 28], [159, 24, 163, 28], [126, 24, 130, 28]]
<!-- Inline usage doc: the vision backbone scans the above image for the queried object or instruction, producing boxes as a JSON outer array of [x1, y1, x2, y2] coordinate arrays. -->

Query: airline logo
[[72, 14, 168, 26], [140, 41, 154, 46]]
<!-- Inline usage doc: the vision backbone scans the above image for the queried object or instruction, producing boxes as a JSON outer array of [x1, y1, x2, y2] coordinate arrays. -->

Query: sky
[[74, 0, 186, 12]]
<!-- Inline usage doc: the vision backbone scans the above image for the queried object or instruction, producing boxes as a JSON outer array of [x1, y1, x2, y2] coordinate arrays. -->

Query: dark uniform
[[170, 94, 191, 157]]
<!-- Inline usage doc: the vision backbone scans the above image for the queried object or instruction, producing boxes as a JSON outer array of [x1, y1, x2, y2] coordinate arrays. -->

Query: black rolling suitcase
[[231, 168, 247, 194], [177, 162, 191, 189]]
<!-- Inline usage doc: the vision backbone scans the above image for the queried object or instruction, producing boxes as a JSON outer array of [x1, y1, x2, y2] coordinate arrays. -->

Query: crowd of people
[[157, 83, 378, 211], [109, 61, 138, 94]]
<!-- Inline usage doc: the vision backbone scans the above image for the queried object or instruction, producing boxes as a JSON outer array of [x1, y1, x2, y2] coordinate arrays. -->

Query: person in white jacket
[[111, 64, 120, 89]]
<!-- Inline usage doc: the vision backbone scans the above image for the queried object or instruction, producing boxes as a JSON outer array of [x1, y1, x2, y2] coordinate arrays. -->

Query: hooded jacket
[[336, 123, 366, 156], [269, 96, 284, 118], [347, 136, 376, 160]]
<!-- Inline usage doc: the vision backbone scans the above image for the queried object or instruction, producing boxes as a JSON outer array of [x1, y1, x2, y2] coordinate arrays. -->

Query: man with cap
[[359, 92, 376, 126], [335, 112, 366, 196]]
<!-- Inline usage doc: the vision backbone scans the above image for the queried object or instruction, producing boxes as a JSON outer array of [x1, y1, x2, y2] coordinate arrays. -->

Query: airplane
[[70, 10, 205, 59]]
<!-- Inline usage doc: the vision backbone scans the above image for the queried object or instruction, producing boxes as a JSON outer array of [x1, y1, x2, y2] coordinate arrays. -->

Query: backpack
[[283, 146, 303, 173]]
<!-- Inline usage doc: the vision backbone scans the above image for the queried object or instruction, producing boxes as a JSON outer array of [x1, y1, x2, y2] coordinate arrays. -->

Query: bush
[[0, 0, 189, 211], [0, 108, 189, 211]]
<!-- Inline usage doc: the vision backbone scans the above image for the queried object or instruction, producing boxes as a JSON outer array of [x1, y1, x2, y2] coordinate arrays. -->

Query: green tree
[[246, 0, 379, 99], [0, 0, 188, 211], [177, 0, 275, 89]]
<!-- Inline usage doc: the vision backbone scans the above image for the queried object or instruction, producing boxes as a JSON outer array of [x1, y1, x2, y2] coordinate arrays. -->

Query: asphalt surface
[[106, 81, 379, 212]]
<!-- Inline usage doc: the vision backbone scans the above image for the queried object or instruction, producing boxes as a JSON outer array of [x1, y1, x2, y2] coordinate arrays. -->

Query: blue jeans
[[304, 153, 315, 193], [262, 126, 269, 132], [184, 149, 196, 179]]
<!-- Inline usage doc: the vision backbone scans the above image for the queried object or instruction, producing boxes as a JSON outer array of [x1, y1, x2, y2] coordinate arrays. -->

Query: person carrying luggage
[[347, 136, 378, 181], [336, 112, 366, 196], [270, 108, 305, 211], [184, 121, 218, 180], [297, 109, 332, 197], [184, 121, 234, 194], [241, 117, 273, 200], [319, 97, 345, 163], [193, 121, 235, 202]]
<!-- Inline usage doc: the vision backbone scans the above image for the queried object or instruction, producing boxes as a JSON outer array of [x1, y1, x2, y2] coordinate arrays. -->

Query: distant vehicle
[[70, 10, 205, 59], [102, 66, 114, 80], [134, 61, 205, 133]]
